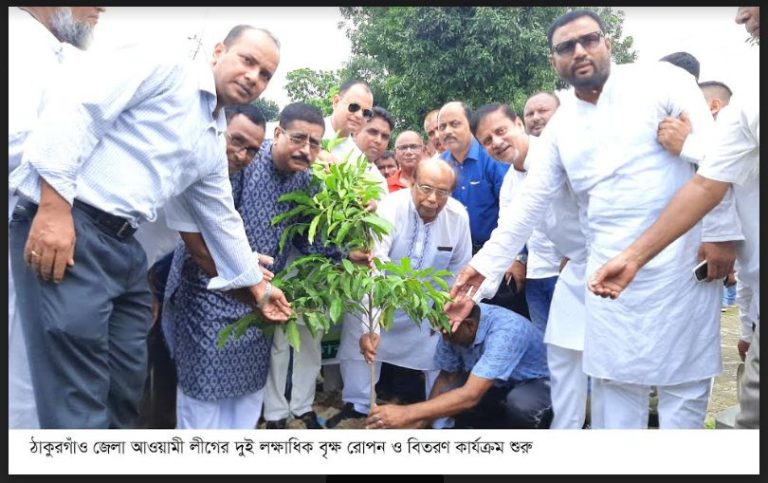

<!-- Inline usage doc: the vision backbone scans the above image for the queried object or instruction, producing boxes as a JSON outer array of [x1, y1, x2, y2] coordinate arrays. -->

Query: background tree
[[337, 6, 637, 131], [285, 67, 340, 116], [251, 97, 280, 122]]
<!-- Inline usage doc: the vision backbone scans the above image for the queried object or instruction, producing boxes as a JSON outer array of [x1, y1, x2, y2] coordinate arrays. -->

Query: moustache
[[291, 155, 310, 165]]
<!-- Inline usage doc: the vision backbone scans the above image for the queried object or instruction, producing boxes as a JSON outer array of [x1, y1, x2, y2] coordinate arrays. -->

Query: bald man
[[523, 92, 560, 137], [328, 157, 472, 427]]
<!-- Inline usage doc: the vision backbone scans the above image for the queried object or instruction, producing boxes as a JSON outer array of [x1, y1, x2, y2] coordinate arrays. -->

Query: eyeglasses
[[395, 144, 424, 152], [347, 102, 374, 120], [278, 127, 322, 150], [414, 183, 451, 200], [552, 31, 604, 57], [225, 132, 260, 159]]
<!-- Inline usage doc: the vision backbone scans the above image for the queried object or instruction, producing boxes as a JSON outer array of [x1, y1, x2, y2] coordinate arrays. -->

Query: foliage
[[251, 97, 280, 122], [337, 6, 637, 130], [272, 155, 391, 254], [285, 67, 340, 116]]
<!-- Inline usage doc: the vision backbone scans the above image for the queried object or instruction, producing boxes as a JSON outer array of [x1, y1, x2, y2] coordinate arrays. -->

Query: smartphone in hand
[[693, 260, 708, 282]]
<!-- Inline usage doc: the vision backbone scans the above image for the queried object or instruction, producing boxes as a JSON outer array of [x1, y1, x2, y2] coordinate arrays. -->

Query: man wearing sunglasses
[[450, 9, 721, 429], [323, 79, 375, 160], [590, 6, 760, 430]]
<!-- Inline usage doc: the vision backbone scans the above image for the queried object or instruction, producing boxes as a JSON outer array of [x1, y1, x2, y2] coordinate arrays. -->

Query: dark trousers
[[454, 378, 553, 429], [10, 199, 152, 428]]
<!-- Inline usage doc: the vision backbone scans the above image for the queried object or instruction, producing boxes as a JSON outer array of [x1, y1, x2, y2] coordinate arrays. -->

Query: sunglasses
[[348, 102, 374, 120], [552, 31, 604, 57]]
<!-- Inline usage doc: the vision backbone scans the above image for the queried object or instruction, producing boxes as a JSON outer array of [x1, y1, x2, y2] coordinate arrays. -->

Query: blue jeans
[[525, 276, 558, 333], [722, 284, 737, 306]]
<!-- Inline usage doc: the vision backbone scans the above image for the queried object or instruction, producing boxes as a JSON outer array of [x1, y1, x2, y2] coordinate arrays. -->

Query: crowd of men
[[8, 7, 759, 431]]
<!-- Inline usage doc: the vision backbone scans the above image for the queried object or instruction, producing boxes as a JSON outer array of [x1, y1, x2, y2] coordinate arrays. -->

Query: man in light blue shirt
[[9, 25, 291, 428], [367, 302, 552, 429]]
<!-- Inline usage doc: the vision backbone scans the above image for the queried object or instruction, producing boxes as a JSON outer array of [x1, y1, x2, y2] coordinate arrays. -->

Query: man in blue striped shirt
[[9, 25, 290, 428]]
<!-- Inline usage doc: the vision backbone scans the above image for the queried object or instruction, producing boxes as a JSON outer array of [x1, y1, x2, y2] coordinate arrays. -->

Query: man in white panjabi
[[470, 102, 590, 429], [326, 157, 472, 427], [450, 9, 722, 429], [8, 5, 106, 429]]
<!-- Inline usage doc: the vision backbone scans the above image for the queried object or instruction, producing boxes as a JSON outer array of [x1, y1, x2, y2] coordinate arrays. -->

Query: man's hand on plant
[[449, 265, 485, 301], [348, 249, 373, 268], [366, 403, 416, 429], [316, 150, 337, 167], [365, 199, 377, 212], [443, 297, 474, 333], [359, 332, 380, 364], [251, 279, 292, 323]]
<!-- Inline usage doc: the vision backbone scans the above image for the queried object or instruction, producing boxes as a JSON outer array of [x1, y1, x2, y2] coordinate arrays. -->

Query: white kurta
[[337, 189, 473, 370], [498, 140, 561, 280], [472, 62, 722, 386], [698, 88, 760, 312]]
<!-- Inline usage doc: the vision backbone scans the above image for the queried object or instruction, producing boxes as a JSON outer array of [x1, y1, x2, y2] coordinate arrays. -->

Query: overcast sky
[[9, 7, 759, 108]]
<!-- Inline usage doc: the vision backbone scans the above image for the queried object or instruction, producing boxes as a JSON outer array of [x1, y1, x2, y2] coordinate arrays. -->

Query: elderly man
[[367, 301, 551, 429], [451, 9, 722, 429], [423, 109, 444, 156], [8, 5, 106, 430], [590, 6, 760, 429], [326, 157, 472, 427], [389, 130, 426, 191], [523, 92, 560, 137], [9, 25, 290, 428], [471, 102, 588, 428]]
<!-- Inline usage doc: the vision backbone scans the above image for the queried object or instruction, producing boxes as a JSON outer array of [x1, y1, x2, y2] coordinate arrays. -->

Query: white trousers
[[8, 246, 39, 429], [340, 359, 439, 414], [591, 377, 711, 429], [263, 322, 323, 420], [176, 386, 264, 429], [547, 344, 589, 429]]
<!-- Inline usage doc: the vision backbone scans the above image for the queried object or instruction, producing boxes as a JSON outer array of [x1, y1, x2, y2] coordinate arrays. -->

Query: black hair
[[370, 106, 395, 131], [470, 103, 518, 136], [224, 104, 267, 130], [547, 9, 606, 51], [278, 102, 325, 133], [660, 51, 701, 80]]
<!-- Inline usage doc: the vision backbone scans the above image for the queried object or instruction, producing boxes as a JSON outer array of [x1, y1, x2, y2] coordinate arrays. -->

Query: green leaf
[[330, 298, 343, 323], [341, 258, 354, 274], [285, 320, 301, 351], [307, 216, 320, 243]]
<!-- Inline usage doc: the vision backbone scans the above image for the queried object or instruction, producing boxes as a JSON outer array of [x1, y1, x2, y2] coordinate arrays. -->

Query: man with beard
[[450, 9, 720, 429], [8, 5, 106, 429], [590, 6, 760, 429]]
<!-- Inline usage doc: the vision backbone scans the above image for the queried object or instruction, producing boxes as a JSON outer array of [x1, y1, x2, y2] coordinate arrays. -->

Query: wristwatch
[[515, 254, 528, 265]]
